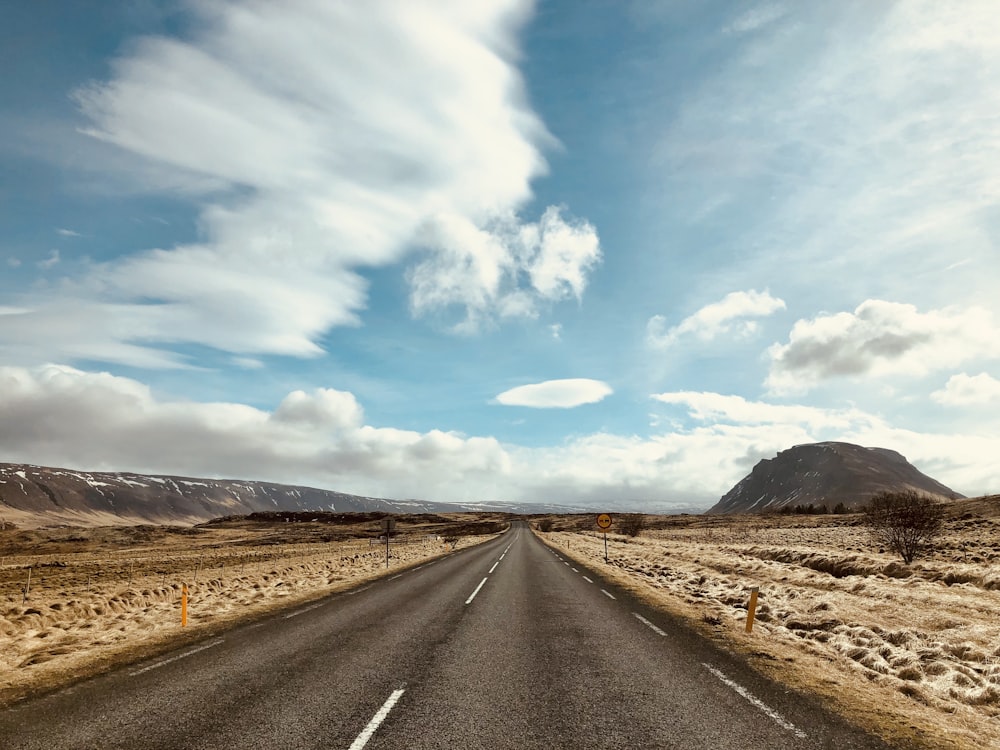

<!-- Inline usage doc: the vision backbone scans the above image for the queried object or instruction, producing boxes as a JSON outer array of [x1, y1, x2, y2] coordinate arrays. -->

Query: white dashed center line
[[582, 576, 593, 583], [465, 577, 489, 605], [349, 688, 406, 750], [489, 560, 500, 574], [601, 589, 616, 600]]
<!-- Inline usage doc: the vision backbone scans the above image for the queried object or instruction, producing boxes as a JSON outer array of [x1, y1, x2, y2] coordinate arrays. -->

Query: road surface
[[0, 522, 893, 749]]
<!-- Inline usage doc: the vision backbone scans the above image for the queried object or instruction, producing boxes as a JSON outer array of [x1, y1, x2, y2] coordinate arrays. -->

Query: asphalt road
[[0, 522, 894, 749]]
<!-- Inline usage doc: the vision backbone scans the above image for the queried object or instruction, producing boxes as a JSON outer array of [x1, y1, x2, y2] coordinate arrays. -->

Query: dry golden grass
[[0, 517, 502, 707], [537, 508, 1000, 750]]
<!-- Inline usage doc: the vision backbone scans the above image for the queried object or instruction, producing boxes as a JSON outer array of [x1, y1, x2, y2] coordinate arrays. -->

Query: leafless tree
[[864, 490, 944, 564]]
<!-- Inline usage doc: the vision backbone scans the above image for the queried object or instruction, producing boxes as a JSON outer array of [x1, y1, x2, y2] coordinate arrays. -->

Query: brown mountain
[[707, 441, 963, 514], [0, 463, 574, 528]]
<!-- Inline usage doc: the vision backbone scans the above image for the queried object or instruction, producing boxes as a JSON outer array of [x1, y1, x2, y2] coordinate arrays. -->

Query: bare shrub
[[863, 490, 944, 564], [617, 514, 645, 537], [535, 518, 554, 532]]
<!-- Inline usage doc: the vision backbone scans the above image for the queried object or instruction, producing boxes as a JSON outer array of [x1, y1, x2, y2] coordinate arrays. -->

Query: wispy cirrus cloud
[[647, 289, 784, 349], [2, 0, 600, 368]]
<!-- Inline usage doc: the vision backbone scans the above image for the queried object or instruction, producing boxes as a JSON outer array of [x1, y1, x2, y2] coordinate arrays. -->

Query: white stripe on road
[[489, 561, 500, 574], [582, 576, 593, 583], [465, 577, 489, 605], [388, 574, 403, 581], [702, 664, 807, 739], [601, 589, 616, 600], [348, 688, 406, 750], [284, 601, 326, 619], [633, 612, 667, 637], [130, 639, 224, 676], [347, 585, 372, 596], [571, 567, 579, 573]]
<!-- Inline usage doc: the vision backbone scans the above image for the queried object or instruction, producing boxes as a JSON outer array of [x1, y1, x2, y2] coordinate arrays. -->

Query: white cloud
[[652, 391, 873, 431], [1, 365, 997, 507], [0, 365, 510, 501], [724, 4, 787, 35], [56, 228, 81, 237], [658, 1, 1000, 310], [407, 206, 600, 331], [647, 289, 785, 348], [767, 300, 1000, 394], [495, 378, 612, 408], [3, 0, 600, 367], [37, 250, 60, 270], [932, 372, 1000, 406], [6, 258, 20, 268]]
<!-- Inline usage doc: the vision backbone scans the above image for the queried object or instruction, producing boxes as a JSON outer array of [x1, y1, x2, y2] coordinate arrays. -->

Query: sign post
[[596, 513, 612, 562], [381, 517, 396, 568]]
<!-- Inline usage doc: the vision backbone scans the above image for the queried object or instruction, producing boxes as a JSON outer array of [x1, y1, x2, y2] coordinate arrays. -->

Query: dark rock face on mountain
[[707, 442, 963, 514], [0, 463, 574, 527]]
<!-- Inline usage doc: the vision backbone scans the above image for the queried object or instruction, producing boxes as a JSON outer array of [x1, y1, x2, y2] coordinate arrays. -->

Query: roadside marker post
[[382, 518, 396, 568], [181, 584, 188, 627], [596, 514, 613, 562], [745, 586, 759, 633]]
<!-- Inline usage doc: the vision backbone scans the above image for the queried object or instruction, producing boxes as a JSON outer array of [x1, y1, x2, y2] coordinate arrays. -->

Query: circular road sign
[[596, 513, 612, 530]]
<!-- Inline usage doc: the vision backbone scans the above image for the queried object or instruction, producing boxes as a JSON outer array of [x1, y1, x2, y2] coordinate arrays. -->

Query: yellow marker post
[[745, 586, 759, 633], [181, 583, 188, 627]]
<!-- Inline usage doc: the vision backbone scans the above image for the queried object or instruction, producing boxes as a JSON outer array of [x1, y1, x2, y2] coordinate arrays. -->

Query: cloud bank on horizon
[[1, 0, 999, 509]]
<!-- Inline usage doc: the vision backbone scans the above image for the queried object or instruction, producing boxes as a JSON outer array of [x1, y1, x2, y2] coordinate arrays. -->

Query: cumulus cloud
[[932, 372, 1000, 406], [2, 365, 998, 506], [0, 365, 510, 501], [766, 300, 1000, 393], [407, 206, 600, 331], [2, 0, 600, 367], [495, 378, 612, 408], [647, 289, 785, 349]]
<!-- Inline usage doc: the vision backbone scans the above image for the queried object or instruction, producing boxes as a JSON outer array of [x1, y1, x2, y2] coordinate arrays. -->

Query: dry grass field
[[536, 499, 1000, 750], [0, 513, 505, 707]]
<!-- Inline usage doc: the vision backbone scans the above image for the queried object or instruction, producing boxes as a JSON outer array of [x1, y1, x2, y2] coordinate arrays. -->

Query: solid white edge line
[[130, 639, 224, 676], [489, 561, 500, 574], [465, 577, 489, 605], [702, 664, 807, 739], [582, 576, 593, 583], [601, 589, 615, 599], [633, 612, 667, 637], [348, 688, 406, 750], [389, 574, 403, 581]]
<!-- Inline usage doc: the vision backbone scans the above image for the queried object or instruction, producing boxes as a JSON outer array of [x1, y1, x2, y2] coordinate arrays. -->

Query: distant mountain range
[[0, 463, 583, 527], [707, 441, 963, 514]]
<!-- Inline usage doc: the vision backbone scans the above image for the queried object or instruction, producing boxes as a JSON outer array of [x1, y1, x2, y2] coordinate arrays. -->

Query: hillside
[[0, 463, 575, 527], [707, 441, 962, 514]]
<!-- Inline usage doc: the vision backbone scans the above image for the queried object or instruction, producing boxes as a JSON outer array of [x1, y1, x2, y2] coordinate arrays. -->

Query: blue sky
[[2, 0, 999, 510]]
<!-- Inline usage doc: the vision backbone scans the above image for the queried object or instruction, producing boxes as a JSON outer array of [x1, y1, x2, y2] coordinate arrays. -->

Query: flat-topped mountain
[[0, 463, 576, 527], [707, 441, 963, 514]]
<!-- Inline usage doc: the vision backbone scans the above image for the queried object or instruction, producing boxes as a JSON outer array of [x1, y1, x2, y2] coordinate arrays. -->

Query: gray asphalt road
[[1, 522, 894, 749]]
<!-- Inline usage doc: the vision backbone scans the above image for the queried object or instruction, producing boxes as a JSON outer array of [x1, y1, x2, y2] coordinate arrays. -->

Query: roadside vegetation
[[0, 513, 506, 706], [534, 497, 1000, 750]]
